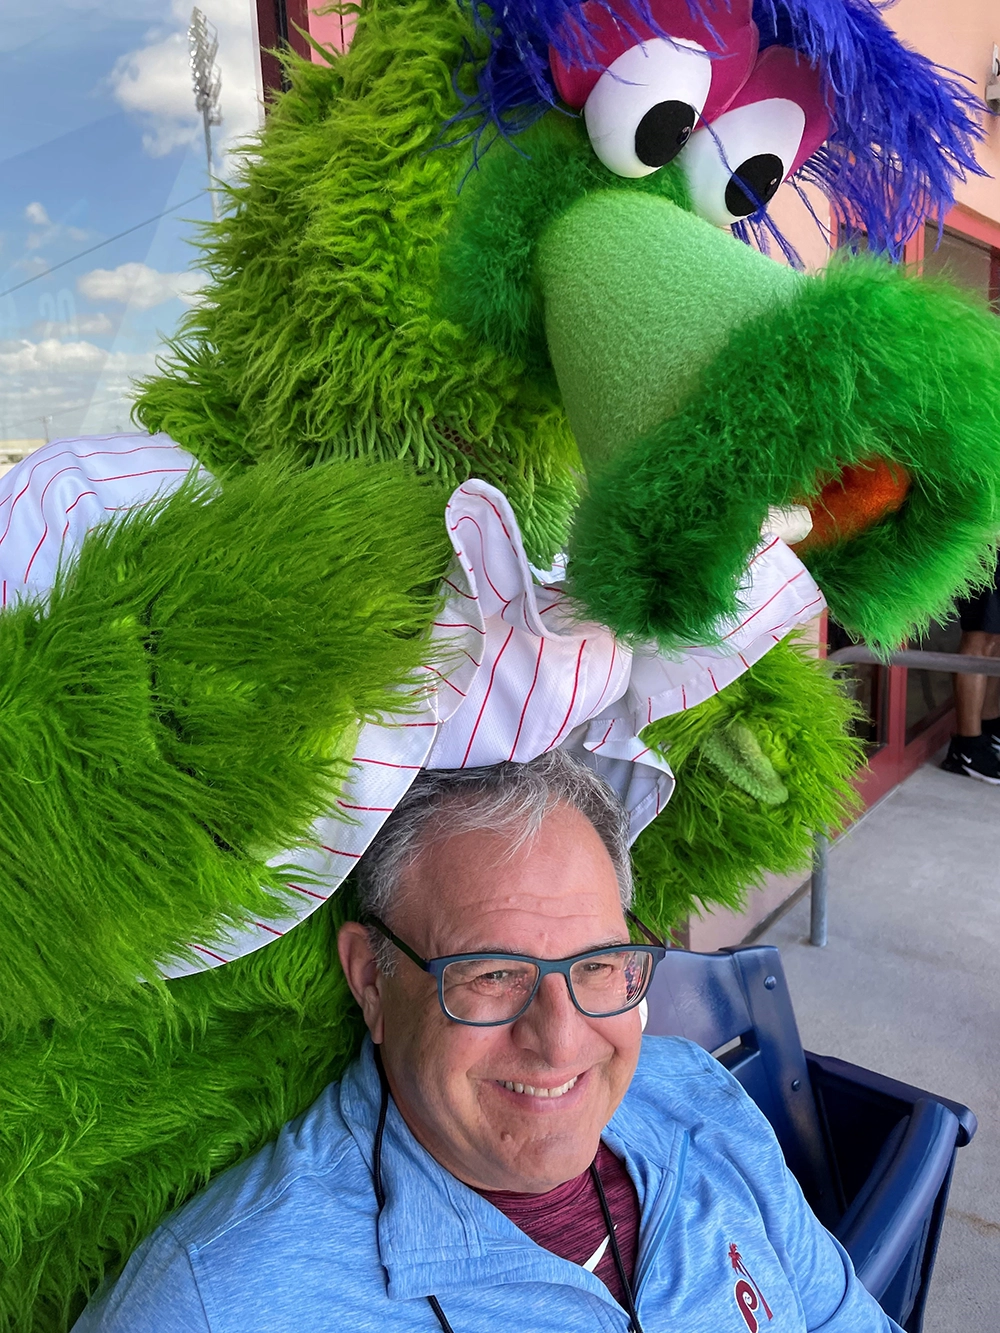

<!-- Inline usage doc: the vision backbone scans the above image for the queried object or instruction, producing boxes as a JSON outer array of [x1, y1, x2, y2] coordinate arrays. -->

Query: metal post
[[810, 831, 828, 948], [189, 8, 224, 220], [202, 114, 216, 218]]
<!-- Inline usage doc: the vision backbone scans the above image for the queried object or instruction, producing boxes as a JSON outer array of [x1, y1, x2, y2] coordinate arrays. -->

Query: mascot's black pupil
[[634, 100, 696, 168], [725, 153, 784, 217]]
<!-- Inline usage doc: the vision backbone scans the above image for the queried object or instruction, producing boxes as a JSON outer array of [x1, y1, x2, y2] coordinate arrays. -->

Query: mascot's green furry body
[[1, 0, 1000, 1326]]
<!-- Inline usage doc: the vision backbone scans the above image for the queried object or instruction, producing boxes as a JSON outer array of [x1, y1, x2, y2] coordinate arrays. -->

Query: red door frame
[[255, 0, 355, 92], [255, 0, 311, 94]]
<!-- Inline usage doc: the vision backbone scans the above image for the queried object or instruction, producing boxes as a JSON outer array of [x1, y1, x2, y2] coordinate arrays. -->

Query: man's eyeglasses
[[363, 911, 667, 1027]]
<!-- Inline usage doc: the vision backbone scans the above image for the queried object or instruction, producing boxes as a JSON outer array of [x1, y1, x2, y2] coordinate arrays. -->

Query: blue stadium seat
[[643, 945, 975, 1333]]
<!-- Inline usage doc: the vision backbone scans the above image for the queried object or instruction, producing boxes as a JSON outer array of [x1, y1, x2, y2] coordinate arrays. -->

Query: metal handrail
[[810, 646, 1000, 946], [828, 646, 1000, 676]]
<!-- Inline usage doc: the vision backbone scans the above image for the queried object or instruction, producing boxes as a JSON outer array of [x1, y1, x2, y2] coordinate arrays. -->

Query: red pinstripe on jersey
[[509, 637, 546, 761], [722, 571, 806, 640], [547, 639, 587, 751], [461, 625, 515, 766]]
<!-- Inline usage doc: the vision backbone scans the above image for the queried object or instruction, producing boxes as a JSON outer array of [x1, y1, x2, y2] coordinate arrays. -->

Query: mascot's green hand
[[699, 720, 789, 807], [567, 254, 1000, 651], [0, 458, 448, 1031], [631, 637, 863, 935]]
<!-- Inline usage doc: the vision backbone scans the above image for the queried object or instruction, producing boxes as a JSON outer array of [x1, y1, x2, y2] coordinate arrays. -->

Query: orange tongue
[[795, 458, 910, 552]]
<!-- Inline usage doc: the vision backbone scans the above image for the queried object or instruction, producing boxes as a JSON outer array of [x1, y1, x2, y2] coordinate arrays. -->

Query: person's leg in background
[[953, 631, 996, 736], [942, 560, 1000, 784], [979, 633, 1000, 747]]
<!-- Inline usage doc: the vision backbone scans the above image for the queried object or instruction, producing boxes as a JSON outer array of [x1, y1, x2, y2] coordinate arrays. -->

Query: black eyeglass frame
[[363, 910, 667, 1027]]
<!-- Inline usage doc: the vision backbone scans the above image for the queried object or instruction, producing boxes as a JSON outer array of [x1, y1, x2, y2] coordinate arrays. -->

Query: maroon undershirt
[[477, 1142, 640, 1308]]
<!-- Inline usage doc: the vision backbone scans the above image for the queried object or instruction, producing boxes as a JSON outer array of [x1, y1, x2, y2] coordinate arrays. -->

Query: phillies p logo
[[729, 1243, 773, 1332]]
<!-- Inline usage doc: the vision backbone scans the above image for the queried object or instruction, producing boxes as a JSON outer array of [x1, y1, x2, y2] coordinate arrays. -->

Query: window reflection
[[0, 1, 261, 473]]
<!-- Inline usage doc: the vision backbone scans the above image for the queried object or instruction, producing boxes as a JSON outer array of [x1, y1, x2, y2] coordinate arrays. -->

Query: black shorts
[[956, 557, 1000, 634]]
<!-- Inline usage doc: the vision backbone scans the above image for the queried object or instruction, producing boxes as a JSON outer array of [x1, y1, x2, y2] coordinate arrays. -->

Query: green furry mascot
[[1, 0, 999, 1327]]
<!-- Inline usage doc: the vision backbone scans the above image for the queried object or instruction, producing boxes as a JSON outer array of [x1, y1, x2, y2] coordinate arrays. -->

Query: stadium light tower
[[188, 7, 223, 220]]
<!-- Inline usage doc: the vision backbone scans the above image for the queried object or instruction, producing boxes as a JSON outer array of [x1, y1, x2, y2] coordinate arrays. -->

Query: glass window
[[0, 1, 262, 476], [905, 616, 963, 744], [911, 224, 998, 738], [827, 618, 886, 754], [923, 224, 995, 305]]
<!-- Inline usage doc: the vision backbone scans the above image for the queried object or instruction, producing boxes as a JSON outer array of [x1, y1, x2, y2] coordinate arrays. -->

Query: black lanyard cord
[[372, 1049, 456, 1333], [589, 1161, 645, 1333], [372, 1048, 389, 1211]]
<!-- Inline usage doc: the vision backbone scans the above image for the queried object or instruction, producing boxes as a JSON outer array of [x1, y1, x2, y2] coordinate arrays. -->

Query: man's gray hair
[[354, 750, 633, 973]]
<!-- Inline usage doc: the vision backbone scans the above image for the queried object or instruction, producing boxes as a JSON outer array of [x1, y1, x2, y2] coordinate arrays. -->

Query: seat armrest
[[805, 1051, 977, 1147], [834, 1099, 959, 1299]]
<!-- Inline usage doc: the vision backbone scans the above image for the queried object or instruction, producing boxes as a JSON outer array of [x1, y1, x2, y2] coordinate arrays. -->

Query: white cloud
[[16, 255, 50, 279], [78, 262, 205, 310], [109, 0, 263, 168], [111, 31, 201, 157], [20, 202, 91, 260], [34, 313, 115, 339], [75, 313, 117, 337], [0, 338, 109, 375], [0, 339, 159, 439]]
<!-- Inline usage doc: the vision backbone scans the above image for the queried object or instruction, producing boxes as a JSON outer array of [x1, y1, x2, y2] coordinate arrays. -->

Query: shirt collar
[[337, 1039, 682, 1303]]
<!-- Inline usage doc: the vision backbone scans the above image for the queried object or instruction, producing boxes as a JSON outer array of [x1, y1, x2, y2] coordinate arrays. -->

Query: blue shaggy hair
[[454, 0, 985, 259]]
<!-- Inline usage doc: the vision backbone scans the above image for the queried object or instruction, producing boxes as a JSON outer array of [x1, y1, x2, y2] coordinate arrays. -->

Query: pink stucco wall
[[773, 0, 1000, 266], [891, 0, 1000, 225], [307, 3, 356, 58]]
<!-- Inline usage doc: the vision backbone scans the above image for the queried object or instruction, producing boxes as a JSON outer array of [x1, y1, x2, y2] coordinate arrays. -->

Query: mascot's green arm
[[632, 637, 864, 935], [0, 892, 366, 1333], [0, 458, 449, 1031]]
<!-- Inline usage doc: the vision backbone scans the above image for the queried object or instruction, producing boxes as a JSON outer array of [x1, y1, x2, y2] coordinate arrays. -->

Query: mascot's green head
[[135, 0, 1000, 649]]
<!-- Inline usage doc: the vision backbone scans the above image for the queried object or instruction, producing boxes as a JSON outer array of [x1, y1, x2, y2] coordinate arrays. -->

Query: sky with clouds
[[0, 0, 262, 445]]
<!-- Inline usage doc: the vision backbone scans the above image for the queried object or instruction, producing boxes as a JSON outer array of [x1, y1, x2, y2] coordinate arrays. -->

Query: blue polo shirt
[[73, 1036, 902, 1332]]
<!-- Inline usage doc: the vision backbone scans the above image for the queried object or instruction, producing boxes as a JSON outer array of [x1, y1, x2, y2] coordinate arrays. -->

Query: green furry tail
[[0, 458, 449, 1032], [631, 637, 864, 936]]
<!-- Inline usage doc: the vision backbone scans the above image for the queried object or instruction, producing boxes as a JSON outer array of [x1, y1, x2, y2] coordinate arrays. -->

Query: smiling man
[[73, 753, 901, 1332]]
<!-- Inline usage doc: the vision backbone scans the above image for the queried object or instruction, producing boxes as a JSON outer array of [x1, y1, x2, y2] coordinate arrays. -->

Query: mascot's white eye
[[677, 43, 832, 228], [584, 38, 712, 179], [680, 98, 806, 226]]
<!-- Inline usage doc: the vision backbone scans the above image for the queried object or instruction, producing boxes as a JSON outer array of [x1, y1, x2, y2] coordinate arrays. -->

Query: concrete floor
[[760, 758, 1000, 1333]]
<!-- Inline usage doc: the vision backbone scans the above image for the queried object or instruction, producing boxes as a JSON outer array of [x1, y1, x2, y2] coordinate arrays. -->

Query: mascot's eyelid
[[679, 45, 832, 228], [549, 0, 759, 116], [583, 38, 713, 179]]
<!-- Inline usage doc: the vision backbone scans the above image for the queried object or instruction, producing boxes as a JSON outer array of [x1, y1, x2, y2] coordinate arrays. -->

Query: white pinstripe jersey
[[0, 434, 825, 976]]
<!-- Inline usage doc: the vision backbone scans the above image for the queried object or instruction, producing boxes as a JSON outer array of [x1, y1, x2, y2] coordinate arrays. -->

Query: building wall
[[769, 1, 1000, 266], [893, 0, 1000, 226], [305, 2, 355, 57]]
